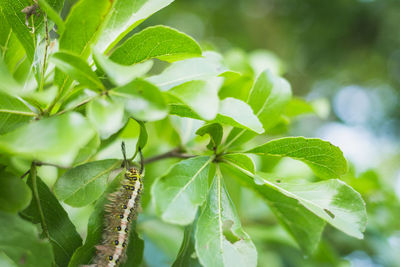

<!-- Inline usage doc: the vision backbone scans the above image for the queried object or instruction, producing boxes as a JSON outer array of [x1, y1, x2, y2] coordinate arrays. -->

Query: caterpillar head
[[125, 167, 142, 182]]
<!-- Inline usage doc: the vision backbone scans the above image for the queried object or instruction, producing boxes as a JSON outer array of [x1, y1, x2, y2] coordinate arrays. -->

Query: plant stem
[[46, 77, 69, 115], [30, 162, 50, 240], [1, 29, 12, 59], [35, 161, 70, 169], [20, 169, 30, 179], [39, 13, 49, 91], [143, 148, 195, 164], [54, 95, 96, 116]]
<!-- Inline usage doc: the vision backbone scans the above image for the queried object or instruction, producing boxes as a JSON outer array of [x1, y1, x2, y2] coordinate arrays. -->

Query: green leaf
[[169, 116, 204, 145], [59, 0, 112, 56], [0, 91, 35, 134], [51, 52, 104, 90], [136, 120, 148, 152], [223, 128, 256, 151], [95, 118, 141, 160], [110, 25, 202, 65], [0, 251, 18, 267], [195, 171, 257, 267], [74, 133, 100, 164], [284, 98, 315, 118], [222, 70, 292, 149], [68, 171, 124, 267], [152, 156, 212, 225], [93, 49, 153, 86], [37, 0, 65, 34], [219, 72, 253, 102], [169, 98, 264, 134], [196, 123, 223, 150], [0, 0, 35, 62], [215, 97, 264, 134], [21, 174, 83, 266], [87, 97, 126, 139], [0, 171, 31, 213], [168, 103, 202, 120], [55, 0, 112, 91], [246, 137, 348, 179], [0, 28, 25, 78], [54, 159, 120, 207], [0, 211, 54, 267], [0, 112, 96, 166], [221, 153, 255, 175], [219, 160, 325, 254], [256, 172, 367, 239], [0, 0, 62, 78], [168, 79, 220, 120], [0, 56, 23, 95], [147, 51, 227, 91], [247, 70, 292, 130], [95, 0, 174, 53], [110, 79, 168, 121], [172, 222, 202, 267]]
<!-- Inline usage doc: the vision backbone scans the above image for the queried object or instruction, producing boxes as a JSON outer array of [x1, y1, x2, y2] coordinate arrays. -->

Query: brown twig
[[143, 148, 195, 165], [21, 160, 69, 179], [35, 161, 70, 169], [20, 169, 31, 179]]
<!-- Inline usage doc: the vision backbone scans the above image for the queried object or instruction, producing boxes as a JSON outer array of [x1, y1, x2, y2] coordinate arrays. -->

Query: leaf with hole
[[256, 172, 367, 239], [196, 123, 223, 150], [219, 160, 325, 254], [195, 172, 257, 267]]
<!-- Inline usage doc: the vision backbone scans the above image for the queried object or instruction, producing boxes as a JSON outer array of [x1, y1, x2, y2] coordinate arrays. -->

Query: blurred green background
[[140, 0, 400, 266]]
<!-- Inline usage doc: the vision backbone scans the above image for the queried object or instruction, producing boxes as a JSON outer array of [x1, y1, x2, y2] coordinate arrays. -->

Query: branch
[[21, 160, 69, 179], [54, 96, 96, 116], [39, 13, 49, 91], [35, 161, 70, 169], [143, 148, 195, 165]]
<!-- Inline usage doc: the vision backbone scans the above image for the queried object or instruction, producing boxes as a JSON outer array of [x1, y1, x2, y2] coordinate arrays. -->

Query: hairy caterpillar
[[89, 143, 144, 267]]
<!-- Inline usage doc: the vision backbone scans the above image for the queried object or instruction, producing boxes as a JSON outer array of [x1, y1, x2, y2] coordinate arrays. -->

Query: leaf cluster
[[0, 1, 367, 267]]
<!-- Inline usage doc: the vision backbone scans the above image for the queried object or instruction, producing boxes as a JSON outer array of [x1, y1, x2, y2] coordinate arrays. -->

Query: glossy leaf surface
[[247, 137, 348, 179], [110, 25, 201, 65], [195, 172, 257, 267], [54, 159, 120, 207], [152, 156, 212, 225]]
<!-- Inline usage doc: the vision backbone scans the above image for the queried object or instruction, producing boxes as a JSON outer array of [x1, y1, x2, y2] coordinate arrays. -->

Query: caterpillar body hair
[[91, 167, 143, 267]]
